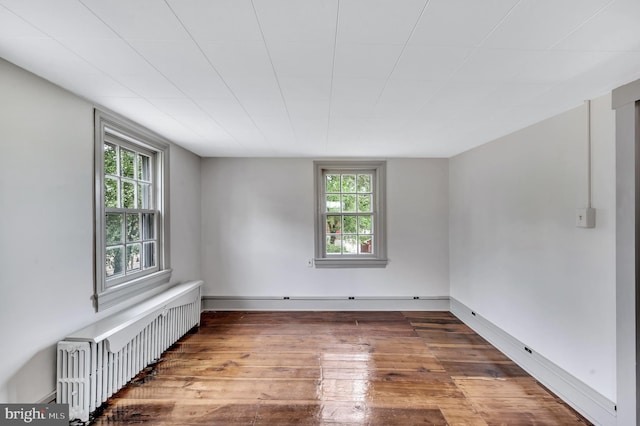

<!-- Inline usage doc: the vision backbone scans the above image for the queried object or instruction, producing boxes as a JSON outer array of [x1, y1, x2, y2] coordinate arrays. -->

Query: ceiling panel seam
[[326, 0, 342, 150], [163, 0, 275, 153], [76, 0, 238, 147], [366, 0, 432, 132], [250, 0, 298, 149], [548, 0, 615, 51], [0, 0, 192, 137], [402, 0, 526, 133]]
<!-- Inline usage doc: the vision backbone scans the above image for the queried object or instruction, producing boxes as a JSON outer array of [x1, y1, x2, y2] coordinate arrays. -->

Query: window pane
[[121, 148, 135, 178], [142, 213, 155, 240], [122, 180, 135, 208], [342, 174, 356, 193], [104, 143, 117, 175], [343, 236, 357, 254], [343, 216, 356, 233], [138, 154, 150, 181], [326, 236, 341, 254], [326, 174, 340, 193], [126, 243, 141, 272], [105, 177, 119, 208], [342, 194, 356, 212], [326, 215, 341, 234], [357, 174, 371, 193], [358, 215, 372, 234], [138, 183, 150, 209], [105, 213, 123, 245], [357, 194, 371, 212], [326, 194, 340, 212], [126, 213, 140, 242], [359, 236, 373, 254], [106, 246, 124, 278], [143, 241, 156, 269]]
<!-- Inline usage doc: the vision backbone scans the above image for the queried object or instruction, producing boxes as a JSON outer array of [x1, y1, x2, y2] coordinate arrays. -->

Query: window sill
[[94, 269, 173, 311], [314, 258, 388, 268]]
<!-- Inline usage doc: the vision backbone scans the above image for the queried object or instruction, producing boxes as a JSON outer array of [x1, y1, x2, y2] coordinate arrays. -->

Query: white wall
[[449, 94, 616, 401], [0, 58, 202, 403], [200, 158, 449, 301], [169, 144, 202, 285]]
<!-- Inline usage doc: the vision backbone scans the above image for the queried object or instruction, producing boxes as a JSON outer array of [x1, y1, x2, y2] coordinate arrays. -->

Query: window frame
[[313, 160, 388, 268], [94, 109, 172, 311]]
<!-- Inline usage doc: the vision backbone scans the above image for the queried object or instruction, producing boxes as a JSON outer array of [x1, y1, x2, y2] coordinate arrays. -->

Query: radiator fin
[[57, 342, 90, 422]]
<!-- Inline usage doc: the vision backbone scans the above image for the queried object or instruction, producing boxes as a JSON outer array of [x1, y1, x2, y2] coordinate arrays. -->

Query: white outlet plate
[[576, 208, 596, 228], [307, 258, 314, 267]]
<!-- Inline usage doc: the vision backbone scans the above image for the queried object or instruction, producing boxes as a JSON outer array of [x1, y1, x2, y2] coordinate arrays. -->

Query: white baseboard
[[202, 296, 450, 311], [450, 298, 616, 426]]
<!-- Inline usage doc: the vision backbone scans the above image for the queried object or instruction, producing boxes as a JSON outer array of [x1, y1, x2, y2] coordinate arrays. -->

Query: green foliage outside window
[[324, 172, 374, 255], [103, 142, 155, 280]]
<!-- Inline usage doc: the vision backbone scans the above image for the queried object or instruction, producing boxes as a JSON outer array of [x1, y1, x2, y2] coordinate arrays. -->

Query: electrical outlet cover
[[576, 208, 596, 228]]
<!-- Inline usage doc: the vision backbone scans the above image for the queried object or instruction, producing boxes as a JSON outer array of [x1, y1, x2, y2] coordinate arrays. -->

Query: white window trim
[[94, 109, 172, 311], [313, 160, 388, 268]]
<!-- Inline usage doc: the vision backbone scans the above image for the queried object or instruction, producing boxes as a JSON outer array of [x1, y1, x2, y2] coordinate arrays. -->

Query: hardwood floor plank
[[197, 324, 418, 338], [92, 311, 592, 425], [437, 400, 490, 426], [320, 352, 445, 372], [119, 378, 322, 401], [468, 398, 591, 426], [416, 329, 491, 345], [156, 366, 321, 379], [162, 351, 322, 366], [320, 369, 450, 382], [453, 377, 558, 400], [357, 407, 448, 426], [439, 360, 530, 378], [317, 401, 369, 424], [429, 345, 514, 363], [253, 403, 322, 425], [367, 380, 466, 401]]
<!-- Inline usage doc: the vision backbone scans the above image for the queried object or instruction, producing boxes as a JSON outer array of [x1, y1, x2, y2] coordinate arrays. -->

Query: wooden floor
[[93, 311, 591, 425]]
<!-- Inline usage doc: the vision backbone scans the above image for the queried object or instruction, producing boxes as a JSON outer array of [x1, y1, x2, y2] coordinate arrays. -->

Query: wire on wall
[[586, 99, 592, 209]]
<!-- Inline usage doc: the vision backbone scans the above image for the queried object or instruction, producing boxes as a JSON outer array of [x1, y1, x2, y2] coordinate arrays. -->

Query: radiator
[[57, 281, 202, 423]]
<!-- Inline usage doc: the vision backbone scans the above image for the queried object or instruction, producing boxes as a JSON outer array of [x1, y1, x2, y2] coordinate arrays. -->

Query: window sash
[[103, 208, 160, 287], [102, 139, 160, 286]]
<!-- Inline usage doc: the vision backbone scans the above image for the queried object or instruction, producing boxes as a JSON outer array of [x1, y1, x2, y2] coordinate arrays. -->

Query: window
[[314, 161, 387, 268], [94, 109, 171, 311]]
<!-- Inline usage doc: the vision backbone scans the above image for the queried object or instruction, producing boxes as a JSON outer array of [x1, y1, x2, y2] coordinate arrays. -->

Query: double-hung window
[[314, 161, 387, 268], [94, 109, 171, 311]]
